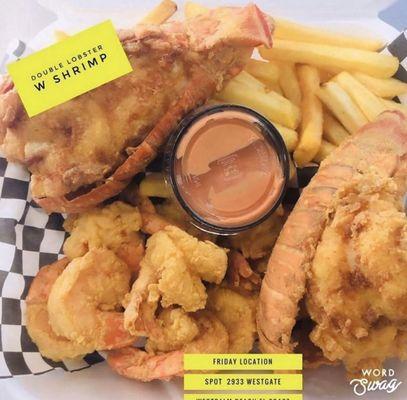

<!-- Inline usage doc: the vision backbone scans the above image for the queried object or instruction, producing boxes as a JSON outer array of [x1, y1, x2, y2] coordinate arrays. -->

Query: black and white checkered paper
[[0, 30, 406, 378]]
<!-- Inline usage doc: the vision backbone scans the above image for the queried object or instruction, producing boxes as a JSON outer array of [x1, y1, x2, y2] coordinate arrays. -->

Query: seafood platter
[[0, 1, 406, 399]]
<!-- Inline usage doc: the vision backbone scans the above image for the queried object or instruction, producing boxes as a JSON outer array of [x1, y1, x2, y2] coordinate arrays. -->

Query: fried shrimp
[[26, 258, 93, 361], [63, 201, 144, 272], [145, 308, 199, 353], [207, 287, 257, 353], [183, 311, 229, 354], [108, 348, 184, 382], [48, 249, 137, 350], [124, 226, 228, 335], [108, 311, 229, 381]]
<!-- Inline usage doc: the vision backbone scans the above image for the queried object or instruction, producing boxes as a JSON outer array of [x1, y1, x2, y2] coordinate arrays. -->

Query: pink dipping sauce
[[168, 106, 288, 233]]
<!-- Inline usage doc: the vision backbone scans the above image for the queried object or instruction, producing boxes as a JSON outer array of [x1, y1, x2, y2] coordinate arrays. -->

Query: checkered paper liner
[[0, 30, 406, 379]]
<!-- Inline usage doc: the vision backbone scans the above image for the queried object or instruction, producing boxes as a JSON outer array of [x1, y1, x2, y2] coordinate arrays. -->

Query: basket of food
[[0, 1, 406, 399]]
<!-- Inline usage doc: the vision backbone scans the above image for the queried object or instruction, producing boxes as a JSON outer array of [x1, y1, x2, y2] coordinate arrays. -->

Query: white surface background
[[0, 1, 406, 399], [0, 0, 55, 61]]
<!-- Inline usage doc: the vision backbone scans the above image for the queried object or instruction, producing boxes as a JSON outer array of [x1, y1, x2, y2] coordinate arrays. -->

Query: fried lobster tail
[[0, 4, 273, 213], [257, 111, 407, 354]]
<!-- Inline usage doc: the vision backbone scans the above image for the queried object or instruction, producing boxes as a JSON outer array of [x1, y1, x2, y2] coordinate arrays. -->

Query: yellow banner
[[184, 374, 302, 391], [7, 20, 132, 117], [184, 354, 302, 370], [184, 395, 303, 400]]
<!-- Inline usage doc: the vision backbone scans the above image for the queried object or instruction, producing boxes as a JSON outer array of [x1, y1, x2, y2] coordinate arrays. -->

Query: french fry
[[352, 72, 407, 98], [54, 30, 69, 42], [272, 122, 299, 152], [279, 63, 301, 106], [245, 59, 280, 85], [260, 40, 399, 78], [139, 173, 171, 198], [294, 65, 323, 166], [323, 112, 350, 145], [217, 80, 301, 129], [317, 81, 368, 133], [184, 1, 209, 18], [141, 0, 177, 25], [318, 69, 335, 83], [382, 99, 407, 116], [317, 65, 343, 76], [333, 71, 387, 121], [314, 140, 336, 163], [232, 70, 266, 92], [274, 18, 383, 51]]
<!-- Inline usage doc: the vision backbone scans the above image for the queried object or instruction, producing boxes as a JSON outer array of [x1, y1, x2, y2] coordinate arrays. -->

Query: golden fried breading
[[183, 310, 229, 354], [307, 169, 407, 376], [108, 311, 228, 382], [48, 249, 135, 350], [150, 226, 227, 310], [207, 287, 257, 353], [63, 201, 144, 272], [26, 303, 93, 361], [124, 226, 228, 335], [155, 199, 214, 240], [0, 5, 273, 213], [26, 258, 93, 361], [146, 308, 199, 353], [257, 111, 407, 355], [229, 207, 285, 259]]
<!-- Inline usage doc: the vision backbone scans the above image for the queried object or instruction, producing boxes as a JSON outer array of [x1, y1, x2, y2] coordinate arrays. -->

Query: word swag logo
[[350, 368, 402, 396]]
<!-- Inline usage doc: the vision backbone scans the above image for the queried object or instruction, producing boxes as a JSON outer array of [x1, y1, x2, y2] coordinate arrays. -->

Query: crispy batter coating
[[152, 226, 227, 309], [108, 311, 229, 381], [26, 258, 93, 361], [124, 226, 228, 335], [26, 303, 92, 361], [145, 308, 199, 353], [2, 51, 188, 200], [183, 310, 229, 354], [207, 287, 257, 353], [229, 207, 285, 259], [0, 5, 273, 213], [307, 169, 407, 376], [48, 249, 136, 350], [257, 111, 407, 354], [155, 199, 214, 240], [131, 192, 214, 240], [63, 201, 144, 272]]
